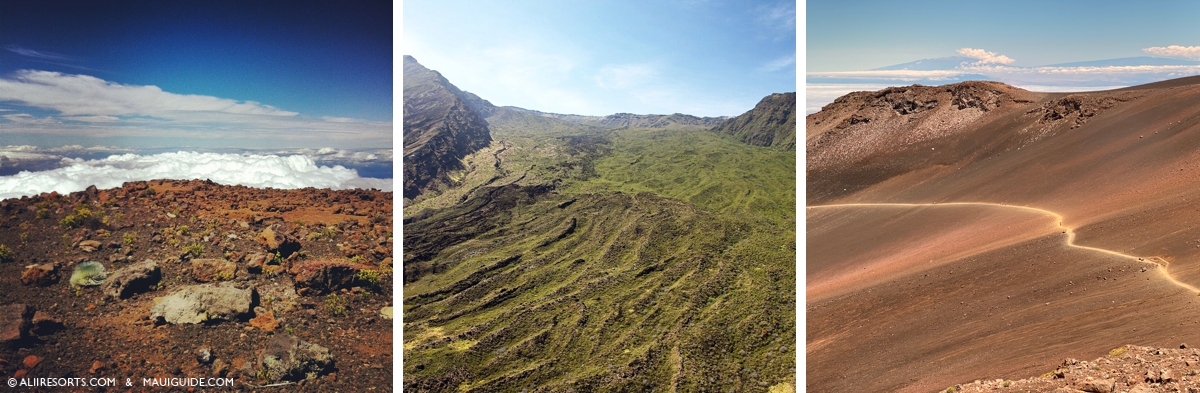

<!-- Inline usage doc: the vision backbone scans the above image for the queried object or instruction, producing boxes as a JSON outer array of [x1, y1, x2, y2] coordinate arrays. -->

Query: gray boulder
[[255, 334, 334, 382], [150, 283, 257, 324], [104, 259, 162, 299]]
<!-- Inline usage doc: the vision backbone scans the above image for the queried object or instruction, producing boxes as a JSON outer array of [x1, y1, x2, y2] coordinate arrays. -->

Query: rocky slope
[[955, 345, 1200, 392], [0, 180, 393, 391], [806, 76, 1200, 392], [403, 55, 493, 201], [715, 92, 797, 150]]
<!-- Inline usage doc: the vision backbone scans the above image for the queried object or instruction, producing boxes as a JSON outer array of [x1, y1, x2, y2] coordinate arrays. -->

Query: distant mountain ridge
[[715, 92, 796, 150], [402, 55, 492, 200], [504, 107, 727, 129]]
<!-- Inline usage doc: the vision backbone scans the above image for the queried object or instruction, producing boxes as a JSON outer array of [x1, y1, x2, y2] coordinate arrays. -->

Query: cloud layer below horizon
[[0, 152, 392, 200]]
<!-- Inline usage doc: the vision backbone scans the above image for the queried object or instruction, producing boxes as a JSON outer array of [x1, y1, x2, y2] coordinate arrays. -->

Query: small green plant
[[70, 261, 107, 287], [356, 269, 383, 290], [60, 205, 99, 228], [285, 327, 294, 334], [142, 188, 156, 197], [1108, 346, 1128, 357], [945, 387, 957, 393], [167, 238, 180, 247], [324, 294, 348, 315], [1002, 381, 1011, 387], [178, 225, 191, 236], [0, 244, 14, 263], [307, 225, 338, 241], [183, 243, 204, 258], [348, 255, 366, 264], [123, 233, 137, 245], [19, 232, 30, 242]]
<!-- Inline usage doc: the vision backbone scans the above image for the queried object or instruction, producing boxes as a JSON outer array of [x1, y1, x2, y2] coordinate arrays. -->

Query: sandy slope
[[806, 76, 1200, 392]]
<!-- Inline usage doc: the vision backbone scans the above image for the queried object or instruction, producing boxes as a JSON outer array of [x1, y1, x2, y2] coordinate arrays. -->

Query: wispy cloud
[[61, 115, 120, 123], [758, 54, 797, 72], [4, 45, 74, 61], [1143, 45, 1200, 60], [957, 48, 1015, 65], [594, 64, 658, 90], [2, 113, 60, 125], [755, 1, 796, 35]]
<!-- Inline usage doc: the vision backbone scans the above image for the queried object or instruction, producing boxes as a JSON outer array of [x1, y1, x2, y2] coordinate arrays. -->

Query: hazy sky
[[0, 0, 392, 149], [808, 0, 1200, 71], [404, 0, 797, 117]]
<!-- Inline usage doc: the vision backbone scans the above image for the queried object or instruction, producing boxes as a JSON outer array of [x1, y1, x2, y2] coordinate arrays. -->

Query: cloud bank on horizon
[[806, 45, 1200, 113], [0, 151, 391, 200], [0, 70, 391, 148]]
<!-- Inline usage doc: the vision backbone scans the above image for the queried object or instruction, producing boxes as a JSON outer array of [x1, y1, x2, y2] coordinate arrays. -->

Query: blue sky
[[404, 0, 797, 117], [808, 1, 1200, 71], [0, 0, 392, 149], [805, 1, 1200, 113]]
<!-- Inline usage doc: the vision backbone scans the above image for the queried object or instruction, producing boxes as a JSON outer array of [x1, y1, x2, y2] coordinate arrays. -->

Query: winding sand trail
[[806, 202, 1200, 294]]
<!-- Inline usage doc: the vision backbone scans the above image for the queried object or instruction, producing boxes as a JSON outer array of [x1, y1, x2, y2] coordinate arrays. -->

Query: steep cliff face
[[403, 56, 492, 200], [715, 92, 796, 150]]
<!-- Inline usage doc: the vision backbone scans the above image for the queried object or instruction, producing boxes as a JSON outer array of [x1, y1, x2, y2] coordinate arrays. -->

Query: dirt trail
[[806, 202, 1200, 294]]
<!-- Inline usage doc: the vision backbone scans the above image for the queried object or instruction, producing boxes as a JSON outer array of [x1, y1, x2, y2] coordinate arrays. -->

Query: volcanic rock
[[0, 304, 32, 344], [254, 334, 334, 382], [150, 283, 257, 325], [190, 258, 236, 282], [256, 228, 301, 258], [77, 240, 102, 252], [290, 260, 373, 294], [30, 311, 63, 336], [103, 259, 161, 299], [20, 263, 58, 286]]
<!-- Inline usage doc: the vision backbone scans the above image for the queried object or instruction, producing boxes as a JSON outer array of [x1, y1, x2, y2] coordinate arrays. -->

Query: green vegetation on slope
[[563, 127, 795, 227], [403, 107, 795, 392]]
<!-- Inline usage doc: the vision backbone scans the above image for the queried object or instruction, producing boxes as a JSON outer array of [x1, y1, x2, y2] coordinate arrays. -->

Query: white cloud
[[62, 115, 120, 122], [0, 152, 391, 200], [0, 71, 391, 147], [1143, 45, 1200, 60], [957, 48, 1016, 65], [0, 70, 297, 117], [2, 113, 59, 124]]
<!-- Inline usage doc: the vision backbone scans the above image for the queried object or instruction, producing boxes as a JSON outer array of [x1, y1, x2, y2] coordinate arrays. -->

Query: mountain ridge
[[402, 55, 492, 201]]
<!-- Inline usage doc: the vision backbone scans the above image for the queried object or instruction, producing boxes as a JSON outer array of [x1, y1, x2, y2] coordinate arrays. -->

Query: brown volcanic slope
[[806, 76, 1200, 392]]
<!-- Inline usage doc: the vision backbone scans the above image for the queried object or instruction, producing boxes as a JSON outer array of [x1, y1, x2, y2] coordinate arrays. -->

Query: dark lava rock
[[103, 259, 162, 299], [30, 311, 64, 336], [0, 304, 32, 344], [290, 260, 373, 294]]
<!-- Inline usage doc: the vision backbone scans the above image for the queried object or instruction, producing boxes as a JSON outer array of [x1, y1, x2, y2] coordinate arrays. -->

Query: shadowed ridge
[[402, 56, 493, 201]]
